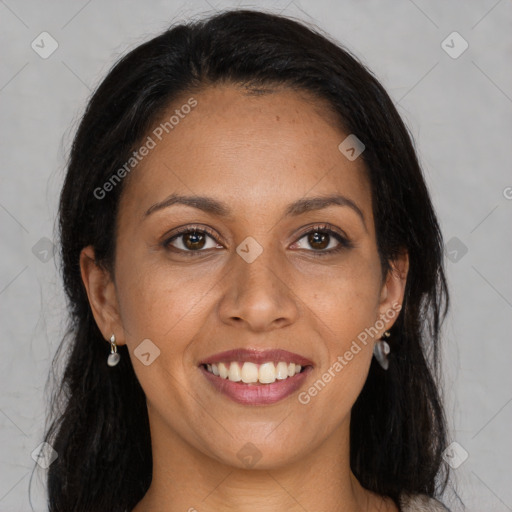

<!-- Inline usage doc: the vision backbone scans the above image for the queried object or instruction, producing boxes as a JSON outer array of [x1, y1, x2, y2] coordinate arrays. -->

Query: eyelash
[[162, 223, 353, 258]]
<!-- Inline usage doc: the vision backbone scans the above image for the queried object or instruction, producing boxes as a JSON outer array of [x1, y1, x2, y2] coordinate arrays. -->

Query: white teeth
[[218, 362, 229, 379], [204, 360, 305, 384], [229, 361, 242, 382], [241, 362, 259, 383], [259, 362, 277, 384], [276, 361, 288, 380]]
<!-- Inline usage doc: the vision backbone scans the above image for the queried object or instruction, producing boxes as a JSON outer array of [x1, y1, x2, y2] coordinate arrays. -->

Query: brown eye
[[181, 231, 207, 250], [163, 227, 221, 254], [293, 224, 353, 256], [307, 231, 330, 250]]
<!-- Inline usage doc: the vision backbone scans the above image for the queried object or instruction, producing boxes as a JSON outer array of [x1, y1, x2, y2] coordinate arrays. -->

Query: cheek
[[307, 255, 383, 333], [114, 255, 220, 353], [297, 263, 380, 417]]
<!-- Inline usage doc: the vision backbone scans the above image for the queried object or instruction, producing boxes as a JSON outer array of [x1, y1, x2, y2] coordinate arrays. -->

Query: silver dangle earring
[[107, 333, 121, 367], [373, 330, 391, 370]]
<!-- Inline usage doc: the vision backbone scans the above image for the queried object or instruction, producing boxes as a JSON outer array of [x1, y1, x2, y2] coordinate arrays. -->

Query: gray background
[[1, 0, 511, 510]]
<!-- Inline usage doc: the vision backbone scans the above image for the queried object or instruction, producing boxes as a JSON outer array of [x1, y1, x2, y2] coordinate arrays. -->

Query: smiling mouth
[[200, 361, 311, 385]]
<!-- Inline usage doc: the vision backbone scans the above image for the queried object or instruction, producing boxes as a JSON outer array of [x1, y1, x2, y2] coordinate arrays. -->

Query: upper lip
[[198, 348, 314, 367]]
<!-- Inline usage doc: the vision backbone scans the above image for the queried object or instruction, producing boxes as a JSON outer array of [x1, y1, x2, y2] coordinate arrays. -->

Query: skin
[[80, 84, 408, 512]]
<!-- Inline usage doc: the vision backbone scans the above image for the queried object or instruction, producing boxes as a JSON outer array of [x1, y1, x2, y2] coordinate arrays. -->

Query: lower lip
[[199, 365, 313, 405]]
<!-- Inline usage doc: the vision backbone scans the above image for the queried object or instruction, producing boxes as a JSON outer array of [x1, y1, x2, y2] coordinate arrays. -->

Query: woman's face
[[83, 84, 407, 470]]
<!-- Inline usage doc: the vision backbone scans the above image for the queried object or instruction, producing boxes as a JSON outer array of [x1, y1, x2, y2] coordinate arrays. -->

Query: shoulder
[[399, 493, 451, 512]]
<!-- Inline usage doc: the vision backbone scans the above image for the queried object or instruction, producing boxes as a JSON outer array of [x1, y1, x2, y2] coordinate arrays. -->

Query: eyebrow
[[144, 193, 367, 229]]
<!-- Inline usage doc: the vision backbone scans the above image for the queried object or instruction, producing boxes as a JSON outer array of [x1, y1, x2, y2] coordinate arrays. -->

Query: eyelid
[[295, 222, 349, 242], [164, 224, 218, 242]]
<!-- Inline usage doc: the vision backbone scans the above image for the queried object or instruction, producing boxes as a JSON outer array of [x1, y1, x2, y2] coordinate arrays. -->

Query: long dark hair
[[41, 8, 451, 511]]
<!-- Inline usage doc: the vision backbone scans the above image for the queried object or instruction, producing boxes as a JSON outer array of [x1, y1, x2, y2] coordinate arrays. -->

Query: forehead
[[119, 84, 371, 223]]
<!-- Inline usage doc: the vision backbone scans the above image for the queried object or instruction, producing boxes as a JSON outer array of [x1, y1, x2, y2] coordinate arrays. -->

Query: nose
[[217, 243, 300, 332]]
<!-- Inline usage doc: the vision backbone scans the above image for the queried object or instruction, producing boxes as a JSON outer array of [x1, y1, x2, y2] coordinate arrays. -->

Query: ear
[[377, 250, 409, 331], [79, 246, 125, 345]]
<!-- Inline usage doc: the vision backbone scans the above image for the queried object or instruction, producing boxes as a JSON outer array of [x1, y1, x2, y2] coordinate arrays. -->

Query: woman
[[42, 8, 453, 511]]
